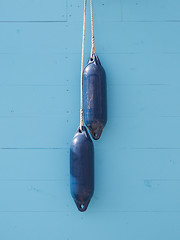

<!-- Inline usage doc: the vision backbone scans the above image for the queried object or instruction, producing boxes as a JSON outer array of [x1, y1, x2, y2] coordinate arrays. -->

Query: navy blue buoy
[[83, 54, 107, 140], [70, 126, 94, 212]]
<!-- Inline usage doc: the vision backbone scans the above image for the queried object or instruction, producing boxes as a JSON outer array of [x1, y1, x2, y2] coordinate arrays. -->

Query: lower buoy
[[70, 126, 94, 212]]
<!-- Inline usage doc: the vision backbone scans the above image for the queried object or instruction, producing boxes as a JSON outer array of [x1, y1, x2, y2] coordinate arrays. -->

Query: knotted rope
[[90, 0, 96, 58], [80, 0, 96, 130], [80, 0, 87, 131]]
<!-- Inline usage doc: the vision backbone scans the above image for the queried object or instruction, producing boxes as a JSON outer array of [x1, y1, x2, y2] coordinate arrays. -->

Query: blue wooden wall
[[0, 0, 180, 239]]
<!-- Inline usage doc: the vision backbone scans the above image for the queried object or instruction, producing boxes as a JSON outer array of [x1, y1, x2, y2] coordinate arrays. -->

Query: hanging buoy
[[70, 126, 94, 212], [70, 0, 94, 212], [83, 53, 107, 140], [82, 0, 107, 140]]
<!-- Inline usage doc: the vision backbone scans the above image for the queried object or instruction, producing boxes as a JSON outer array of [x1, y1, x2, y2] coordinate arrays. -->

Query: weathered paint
[[0, 0, 180, 239]]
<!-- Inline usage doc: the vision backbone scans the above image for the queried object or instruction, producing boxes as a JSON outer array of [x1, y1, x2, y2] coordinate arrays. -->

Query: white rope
[[90, 0, 96, 58], [80, 0, 87, 131]]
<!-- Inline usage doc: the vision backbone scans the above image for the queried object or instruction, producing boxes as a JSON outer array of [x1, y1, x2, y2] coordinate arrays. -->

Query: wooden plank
[[0, 0, 179, 240], [0, 148, 179, 183], [0, 53, 71, 86], [0, 116, 73, 148], [68, 0, 122, 22], [95, 149, 180, 181], [0, 150, 180, 213], [102, 116, 180, 149], [108, 85, 180, 117], [0, 178, 180, 212], [0, 0, 67, 21], [68, 0, 180, 22], [0, 181, 69, 211], [0, 116, 179, 149], [0, 149, 68, 180], [0, 85, 179, 117], [0, 22, 180, 54], [0, 53, 180, 86], [0, 86, 71, 116], [121, 0, 180, 21], [0, 212, 179, 240], [0, 148, 179, 180]]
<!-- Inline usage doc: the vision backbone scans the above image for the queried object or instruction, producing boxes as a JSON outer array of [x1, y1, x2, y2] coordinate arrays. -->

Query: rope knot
[[80, 109, 84, 130], [92, 36, 95, 44]]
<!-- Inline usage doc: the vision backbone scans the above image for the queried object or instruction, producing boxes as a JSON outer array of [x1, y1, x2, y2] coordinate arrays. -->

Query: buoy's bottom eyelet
[[80, 204, 84, 209], [74, 199, 90, 212]]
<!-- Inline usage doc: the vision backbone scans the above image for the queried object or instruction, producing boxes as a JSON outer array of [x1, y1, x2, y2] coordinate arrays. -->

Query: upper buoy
[[83, 54, 107, 140]]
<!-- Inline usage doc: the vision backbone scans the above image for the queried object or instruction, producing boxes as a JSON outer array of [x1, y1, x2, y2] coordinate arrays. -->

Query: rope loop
[[80, 0, 87, 131], [79, 0, 96, 131], [90, 0, 96, 58], [80, 109, 83, 131]]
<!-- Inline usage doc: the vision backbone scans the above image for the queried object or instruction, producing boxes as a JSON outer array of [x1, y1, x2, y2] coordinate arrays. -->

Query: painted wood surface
[[0, 0, 180, 239]]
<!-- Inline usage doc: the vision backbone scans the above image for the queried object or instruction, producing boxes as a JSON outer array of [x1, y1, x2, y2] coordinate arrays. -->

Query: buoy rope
[[80, 0, 87, 131], [90, 0, 96, 58]]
